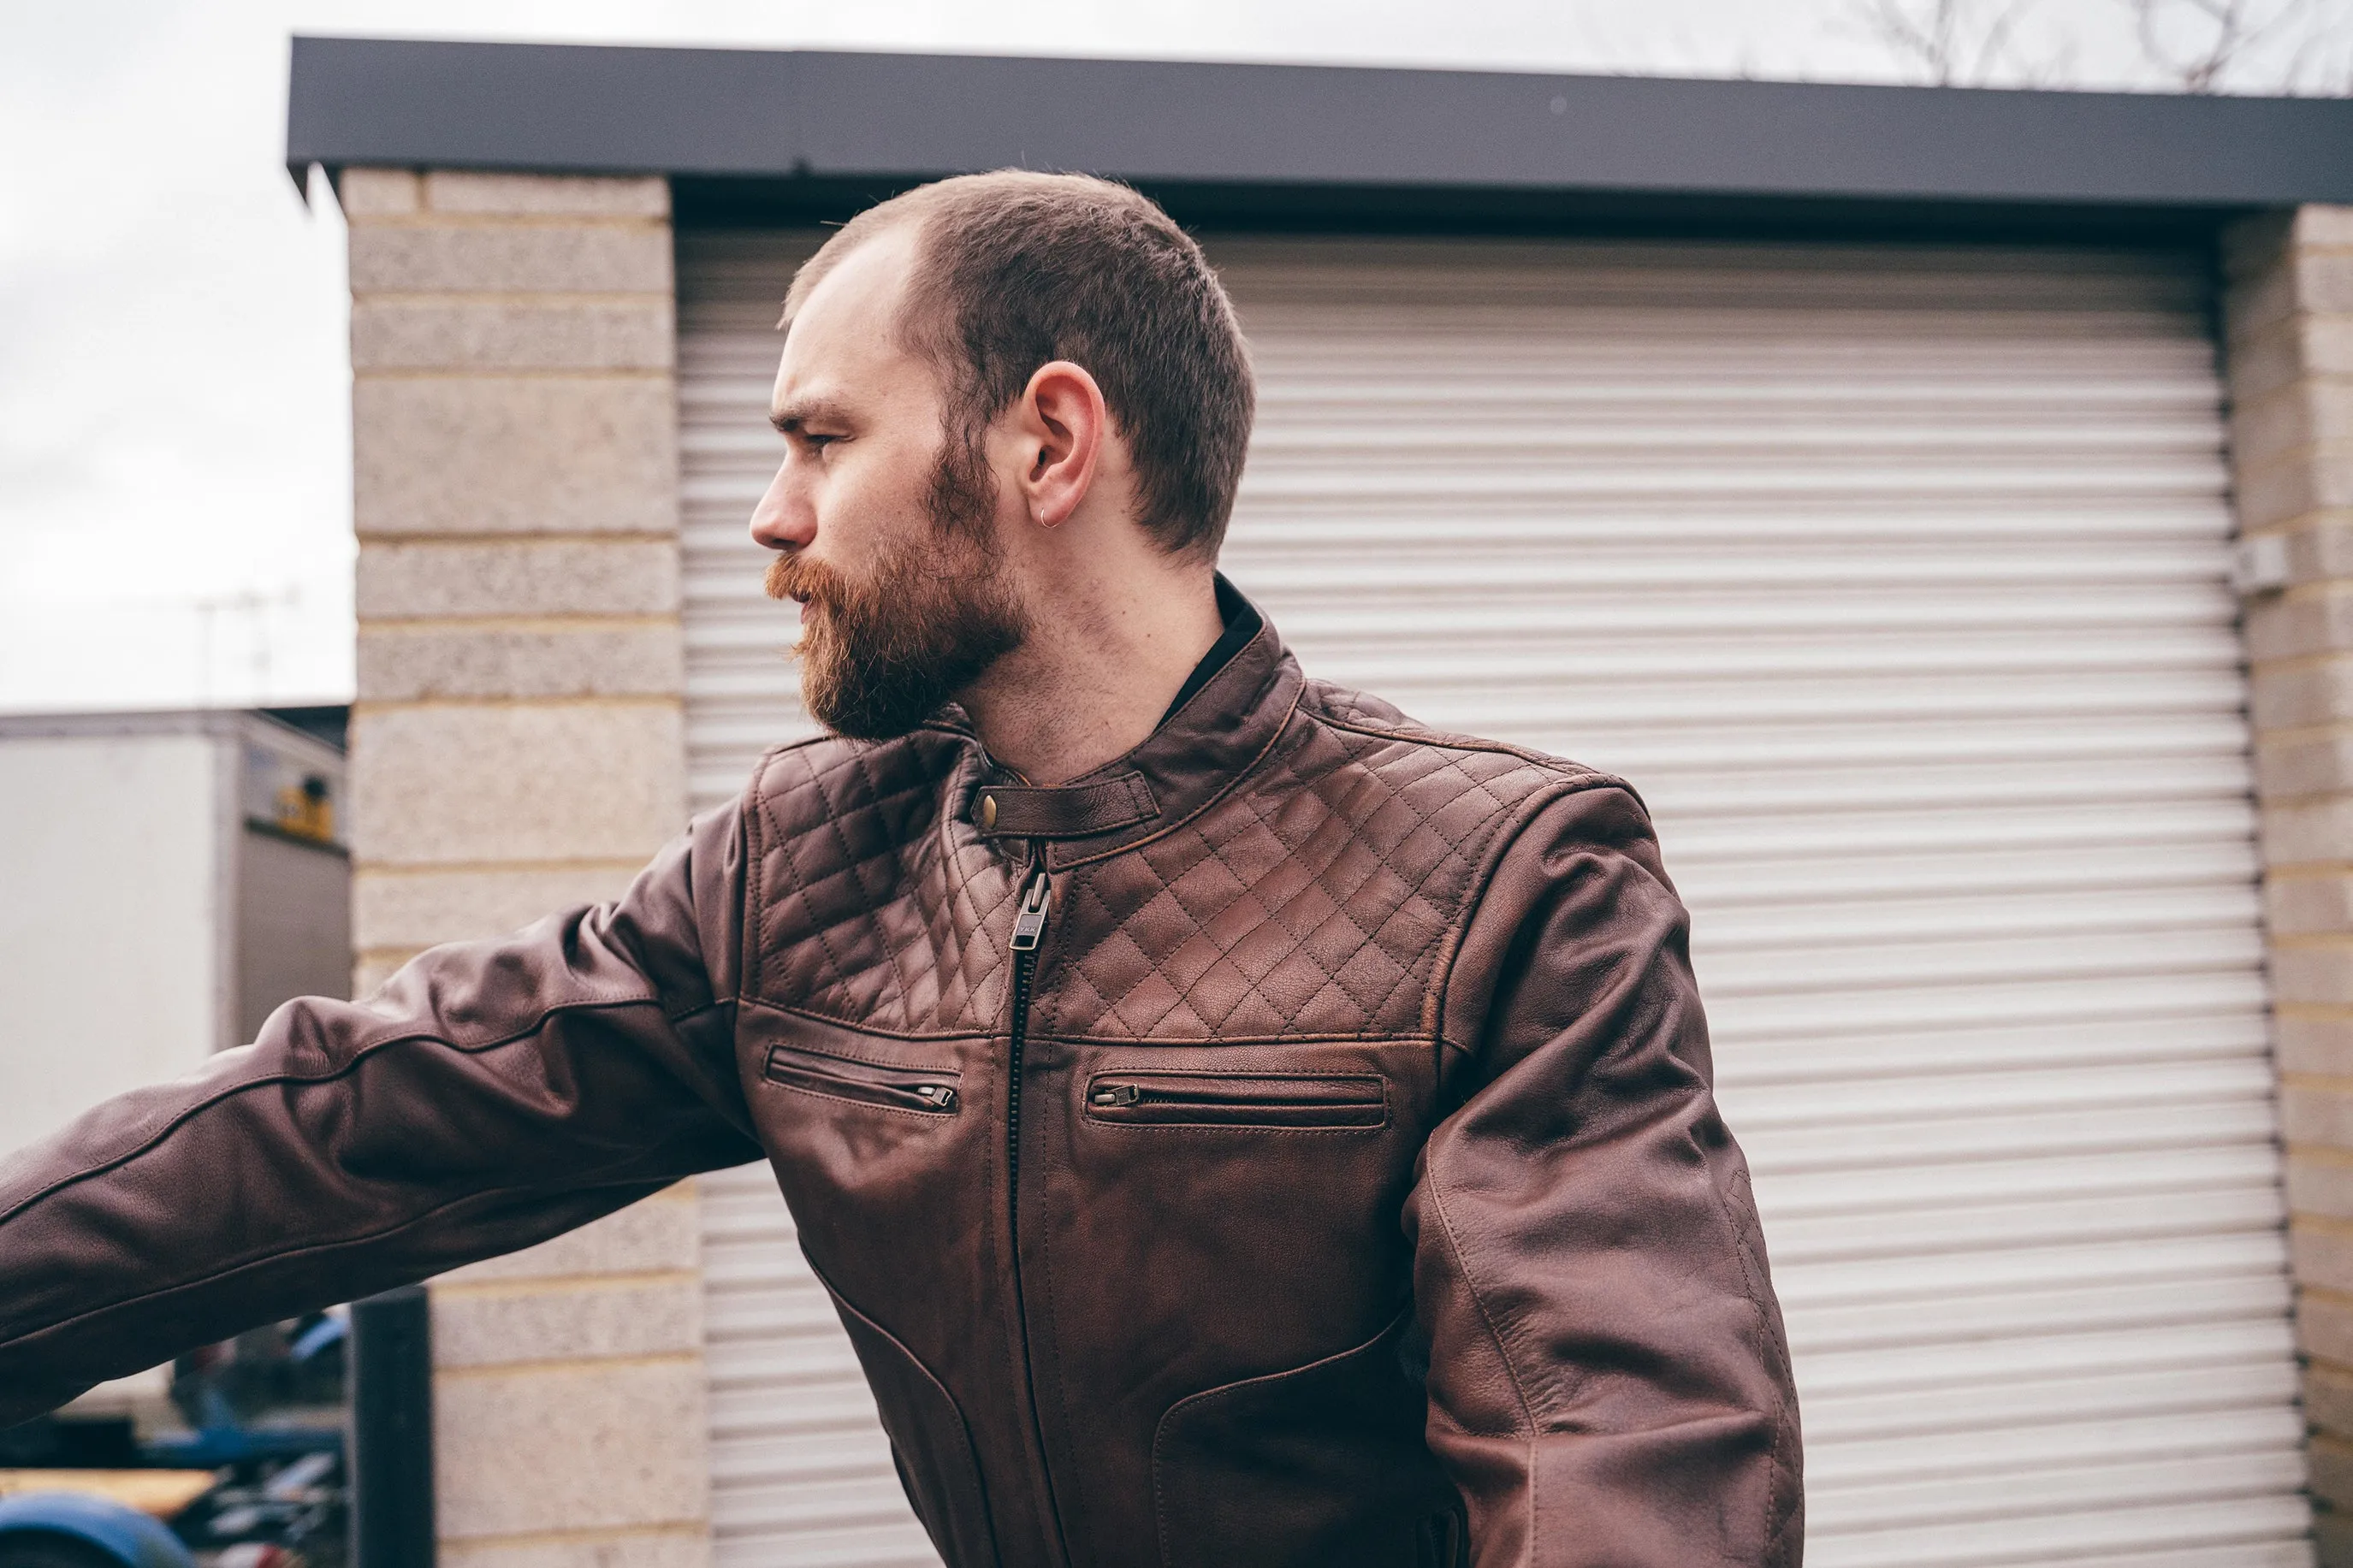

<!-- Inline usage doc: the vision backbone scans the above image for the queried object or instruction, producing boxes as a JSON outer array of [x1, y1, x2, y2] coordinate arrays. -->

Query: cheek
[[822, 450, 933, 558]]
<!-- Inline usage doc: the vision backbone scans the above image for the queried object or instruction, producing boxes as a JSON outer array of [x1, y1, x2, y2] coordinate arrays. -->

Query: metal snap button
[[981, 794, 998, 831]]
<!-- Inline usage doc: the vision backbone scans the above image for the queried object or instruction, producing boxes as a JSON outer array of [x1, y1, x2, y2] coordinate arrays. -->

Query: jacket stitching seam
[[2, 1149, 679, 1351], [738, 995, 993, 1042], [1421, 1155, 1540, 1441], [1711, 1160, 1796, 1560], [1052, 684, 1305, 871], [1425, 775, 1635, 1057], [0, 994, 661, 1231]]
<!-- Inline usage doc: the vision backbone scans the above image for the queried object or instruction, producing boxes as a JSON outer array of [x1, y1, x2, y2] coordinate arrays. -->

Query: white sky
[[2, 0, 2344, 713]]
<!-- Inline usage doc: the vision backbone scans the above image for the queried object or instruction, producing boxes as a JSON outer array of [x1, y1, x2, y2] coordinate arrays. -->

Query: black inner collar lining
[[1159, 575, 1261, 725]]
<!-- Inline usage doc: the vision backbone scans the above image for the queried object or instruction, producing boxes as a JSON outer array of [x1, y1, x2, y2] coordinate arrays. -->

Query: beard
[[763, 435, 1029, 740]]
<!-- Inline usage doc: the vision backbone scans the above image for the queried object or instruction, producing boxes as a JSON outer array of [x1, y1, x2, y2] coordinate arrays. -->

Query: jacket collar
[[961, 579, 1304, 871]]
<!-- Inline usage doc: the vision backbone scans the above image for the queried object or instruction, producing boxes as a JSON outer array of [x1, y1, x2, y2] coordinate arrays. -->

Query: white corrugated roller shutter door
[[679, 230, 2308, 1568]]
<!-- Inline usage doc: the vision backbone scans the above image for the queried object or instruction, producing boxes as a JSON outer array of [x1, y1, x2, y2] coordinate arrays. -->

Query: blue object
[[0, 1491, 200, 1568], [142, 1424, 339, 1470]]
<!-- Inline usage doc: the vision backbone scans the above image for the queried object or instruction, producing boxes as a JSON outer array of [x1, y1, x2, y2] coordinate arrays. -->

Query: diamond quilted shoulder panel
[[1038, 682, 1589, 1042], [744, 729, 1025, 1035]]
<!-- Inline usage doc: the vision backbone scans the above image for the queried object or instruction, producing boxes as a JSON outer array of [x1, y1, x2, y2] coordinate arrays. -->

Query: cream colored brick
[[2273, 517, 2353, 586], [427, 172, 668, 219], [2293, 1151, 2353, 1219], [2320, 319, 2353, 378], [435, 1360, 708, 1538], [2305, 1293, 2353, 1364], [351, 299, 672, 373], [2306, 253, 2353, 317], [2233, 382, 2318, 470], [2262, 793, 2353, 866], [432, 1277, 702, 1369], [353, 950, 413, 997], [2287, 1082, 2353, 1149], [2299, 208, 2353, 248], [441, 1191, 702, 1284], [353, 376, 678, 537], [359, 541, 681, 618], [353, 863, 644, 950], [2241, 453, 2341, 531], [2257, 734, 2353, 802], [2231, 250, 2353, 343], [2235, 317, 2315, 405], [2239, 382, 2353, 471], [2277, 946, 2353, 1007], [2249, 588, 2353, 662], [2229, 258, 2303, 346], [2268, 879, 2353, 940], [2315, 1360, 2353, 1436], [2252, 659, 2353, 730], [341, 168, 422, 217], [2319, 1507, 2353, 1568], [359, 623, 682, 702], [350, 702, 685, 865], [2299, 1222, 2353, 1294], [442, 1530, 708, 1568], [2274, 874, 2353, 936], [2318, 1433, 2353, 1515], [350, 223, 673, 295]]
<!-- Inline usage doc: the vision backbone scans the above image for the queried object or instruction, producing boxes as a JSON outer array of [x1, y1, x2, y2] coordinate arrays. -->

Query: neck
[[959, 561, 1224, 786]]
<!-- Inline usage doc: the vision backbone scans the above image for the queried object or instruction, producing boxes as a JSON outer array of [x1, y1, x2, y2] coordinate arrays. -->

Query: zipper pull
[[1090, 1083, 1141, 1108], [914, 1085, 957, 1110], [1009, 867, 1052, 952]]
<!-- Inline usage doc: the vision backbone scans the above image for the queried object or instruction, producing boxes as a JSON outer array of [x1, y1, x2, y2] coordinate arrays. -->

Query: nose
[[749, 457, 814, 553]]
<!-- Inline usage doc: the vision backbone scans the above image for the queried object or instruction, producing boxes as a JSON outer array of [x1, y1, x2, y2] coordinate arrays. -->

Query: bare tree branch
[[1838, 0, 2048, 86], [2122, 0, 2346, 93]]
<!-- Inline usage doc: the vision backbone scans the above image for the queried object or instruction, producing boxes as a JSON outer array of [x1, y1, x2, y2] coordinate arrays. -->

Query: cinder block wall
[[2228, 204, 2353, 1562], [341, 168, 711, 1568]]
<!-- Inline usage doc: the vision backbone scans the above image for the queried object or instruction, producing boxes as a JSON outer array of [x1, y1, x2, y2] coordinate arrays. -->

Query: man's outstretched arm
[[0, 802, 762, 1425], [1406, 779, 1804, 1567]]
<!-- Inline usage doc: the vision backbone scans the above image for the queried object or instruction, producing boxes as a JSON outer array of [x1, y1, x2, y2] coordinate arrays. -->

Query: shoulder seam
[[1424, 772, 1637, 1051], [1307, 709, 1613, 784]]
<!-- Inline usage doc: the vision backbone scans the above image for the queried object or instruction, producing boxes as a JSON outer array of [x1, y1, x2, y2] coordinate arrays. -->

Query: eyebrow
[[769, 396, 854, 434]]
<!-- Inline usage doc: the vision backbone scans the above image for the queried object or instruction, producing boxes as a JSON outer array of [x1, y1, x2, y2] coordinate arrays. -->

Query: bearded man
[[0, 173, 1801, 1567]]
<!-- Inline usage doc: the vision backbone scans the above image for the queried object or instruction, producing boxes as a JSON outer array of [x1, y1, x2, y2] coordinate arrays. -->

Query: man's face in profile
[[753, 228, 1029, 739]]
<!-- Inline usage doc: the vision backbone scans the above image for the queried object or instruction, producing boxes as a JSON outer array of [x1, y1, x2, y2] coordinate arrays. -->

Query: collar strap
[[975, 772, 1160, 840]]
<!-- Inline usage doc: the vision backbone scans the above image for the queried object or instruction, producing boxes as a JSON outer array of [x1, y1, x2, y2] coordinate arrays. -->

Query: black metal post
[[349, 1287, 435, 1568]]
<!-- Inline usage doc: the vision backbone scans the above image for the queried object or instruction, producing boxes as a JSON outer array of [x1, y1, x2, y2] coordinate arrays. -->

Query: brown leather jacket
[[0, 606, 1801, 1568]]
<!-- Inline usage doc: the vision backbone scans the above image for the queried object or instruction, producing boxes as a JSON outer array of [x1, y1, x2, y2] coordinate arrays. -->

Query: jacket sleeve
[[0, 801, 765, 1425], [1404, 778, 1802, 1567]]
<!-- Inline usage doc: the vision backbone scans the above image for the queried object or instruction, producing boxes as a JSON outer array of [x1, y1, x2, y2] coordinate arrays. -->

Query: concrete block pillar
[[339, 166, 710, 1568], [2228, 204, 2353, 1562]]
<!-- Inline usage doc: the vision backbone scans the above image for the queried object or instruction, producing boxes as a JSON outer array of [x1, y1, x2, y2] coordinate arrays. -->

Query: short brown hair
[[785, 172, 1255, 559]]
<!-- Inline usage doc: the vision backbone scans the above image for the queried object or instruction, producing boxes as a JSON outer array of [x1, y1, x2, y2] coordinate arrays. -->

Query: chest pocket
[[1082, 1071, 1387, 1131], [764, 1041, 962, 1116]]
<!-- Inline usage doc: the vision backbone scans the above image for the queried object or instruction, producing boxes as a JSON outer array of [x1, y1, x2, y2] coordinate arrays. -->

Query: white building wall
[[0, 731, 222, 1156]]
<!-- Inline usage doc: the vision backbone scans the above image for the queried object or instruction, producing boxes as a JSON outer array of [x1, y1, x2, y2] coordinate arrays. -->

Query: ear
[[1011, 360, 1107, 530]]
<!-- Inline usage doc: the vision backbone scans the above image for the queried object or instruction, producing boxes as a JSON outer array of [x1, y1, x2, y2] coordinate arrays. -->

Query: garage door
[[677, 229, 2306, 1568]]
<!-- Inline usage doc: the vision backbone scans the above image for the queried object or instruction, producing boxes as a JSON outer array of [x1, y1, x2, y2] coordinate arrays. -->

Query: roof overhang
[[285, 36, 2353, 237]]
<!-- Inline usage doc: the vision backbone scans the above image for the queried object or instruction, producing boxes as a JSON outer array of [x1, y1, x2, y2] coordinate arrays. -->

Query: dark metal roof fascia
[[284, 35, 2353, 210]]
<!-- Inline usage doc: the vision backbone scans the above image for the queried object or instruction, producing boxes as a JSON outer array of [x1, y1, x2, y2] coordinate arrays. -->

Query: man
[[0, 172, 1800, 1566]]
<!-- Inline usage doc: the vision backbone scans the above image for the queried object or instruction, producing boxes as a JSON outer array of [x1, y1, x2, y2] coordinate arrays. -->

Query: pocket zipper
[[1084, 1074, 1386, 1128], [764, 1044, 960, 1115]]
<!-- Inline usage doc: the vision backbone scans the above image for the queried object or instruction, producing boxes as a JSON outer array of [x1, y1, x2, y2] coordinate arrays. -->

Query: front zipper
[[1002, 858, 1070, 1561], [762, 1043, 959, 1114], [1084, 1072, 1388, 1128], [1005, 863, 1052, 1192]]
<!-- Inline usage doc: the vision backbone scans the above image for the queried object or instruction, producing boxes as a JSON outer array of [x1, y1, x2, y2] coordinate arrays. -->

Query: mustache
[[764, 552, 841, 607]]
